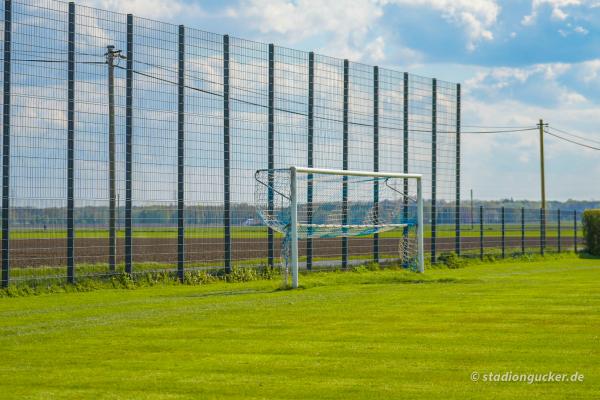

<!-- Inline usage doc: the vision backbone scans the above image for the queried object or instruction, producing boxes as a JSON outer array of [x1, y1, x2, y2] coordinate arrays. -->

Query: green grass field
[[6, 223, 582, 239], [1, 256, 598, 399]]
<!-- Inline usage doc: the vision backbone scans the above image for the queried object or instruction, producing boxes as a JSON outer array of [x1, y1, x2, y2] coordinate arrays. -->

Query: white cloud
[[574, 25, 589, 34], [580, 59, 600, 82], [232, 0, 500, 61], [365, 36, 386, 62], [551, 6, 569, 19], [232, 0, 386, 61], [463, 97, 600, 200], [383, 0, 500, 51], [461, 58, 600, 200], [78, 0, 203, 20], [521, 0, 586, 25]]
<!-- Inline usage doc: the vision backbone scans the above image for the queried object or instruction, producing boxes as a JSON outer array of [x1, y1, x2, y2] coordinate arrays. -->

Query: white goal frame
[[289, 166, 424, 288]]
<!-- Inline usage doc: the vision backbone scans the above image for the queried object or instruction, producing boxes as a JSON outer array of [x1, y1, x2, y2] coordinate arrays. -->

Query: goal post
[[255, 166, 425, 288]]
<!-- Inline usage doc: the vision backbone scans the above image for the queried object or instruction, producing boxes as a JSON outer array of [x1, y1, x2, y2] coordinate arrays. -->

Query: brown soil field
[[8, 236, 574, 269]]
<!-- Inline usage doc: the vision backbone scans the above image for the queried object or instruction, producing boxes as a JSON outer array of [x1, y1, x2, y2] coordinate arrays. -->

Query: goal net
[[255, 167, 424, 288]]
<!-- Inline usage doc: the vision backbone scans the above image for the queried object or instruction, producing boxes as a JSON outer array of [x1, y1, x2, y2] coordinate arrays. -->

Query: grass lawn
[[0, 256, 598, 399]]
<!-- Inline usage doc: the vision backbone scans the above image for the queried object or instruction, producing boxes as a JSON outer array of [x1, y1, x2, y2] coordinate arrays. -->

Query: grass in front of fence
[[7, 252, 406, 283], [1, 255, 598, 399], [6, 223, 583, 240]]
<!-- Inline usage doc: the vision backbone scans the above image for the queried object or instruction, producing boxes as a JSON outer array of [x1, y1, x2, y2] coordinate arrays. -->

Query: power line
[[462, 124, 534, 129], [114, 64, 470, 134], [461, 128, 538, 134], [547, 126, 600, 146], [545, 130, 600, 151], [13, 56, 532, 136], [13, 59, 106, 64]]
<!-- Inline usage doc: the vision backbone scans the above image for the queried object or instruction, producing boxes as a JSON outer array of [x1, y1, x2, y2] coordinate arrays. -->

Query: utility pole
[[538, 119, 546, 210], [106, 45, 123, 271], [538, 119, 547, 254]]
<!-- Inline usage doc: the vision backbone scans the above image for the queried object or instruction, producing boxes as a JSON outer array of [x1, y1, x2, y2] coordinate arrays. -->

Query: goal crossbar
[[298, 223, 408, 228], [288, 166, 425, 288]]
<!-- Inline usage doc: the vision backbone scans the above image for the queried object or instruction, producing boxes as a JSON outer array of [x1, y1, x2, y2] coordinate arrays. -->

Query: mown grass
[[0, 254, 598, 399], [6, 223, 582, 240]]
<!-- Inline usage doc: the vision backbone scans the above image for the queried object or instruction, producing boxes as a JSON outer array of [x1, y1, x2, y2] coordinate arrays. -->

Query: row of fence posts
[[477, 207, 578, 259], [0, 0, 581, 286], [0, 0, 462, 287]]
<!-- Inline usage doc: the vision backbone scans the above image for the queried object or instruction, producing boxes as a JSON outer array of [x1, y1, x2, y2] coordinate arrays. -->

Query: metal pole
[[501, 206, 505, 259], [402, 72, 409, 263], [106, 45, 117, 272], [574, 210, 578, 253], [470, 189, 474, 229], [455, 83, 461, 255], [373, 66, 379, 264], [416, 178, 424, 273], [431, 79, 437, 263], [223, 35, 231, 274], [267, 43, 274, 270], [521, 207, 525, 255], [539, 120, 546, 257], [177, 25, 185, 282], [540, 207, 545, 256], [67, 2, 75, 283], [341, 59, 349, 269], [306, 52, 314, 271], [479, 206, 484, 260], [124, 14, 133, 274], [290, 167, 298, 288], [539, 119, 546, 210], [557, 209, 561, 253], [1, 0, 10, 288]]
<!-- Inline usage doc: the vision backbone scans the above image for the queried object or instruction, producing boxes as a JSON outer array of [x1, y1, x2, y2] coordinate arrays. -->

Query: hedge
[[582, 209, 600, 256]]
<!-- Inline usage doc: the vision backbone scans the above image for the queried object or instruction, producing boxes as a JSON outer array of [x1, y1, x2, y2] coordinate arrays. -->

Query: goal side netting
[[255, 167, 424, 288]]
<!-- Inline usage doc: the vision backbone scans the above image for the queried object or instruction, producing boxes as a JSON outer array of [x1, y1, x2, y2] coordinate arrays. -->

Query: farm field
[[6, 223, 582, 239], [1, 255, 598, 399]]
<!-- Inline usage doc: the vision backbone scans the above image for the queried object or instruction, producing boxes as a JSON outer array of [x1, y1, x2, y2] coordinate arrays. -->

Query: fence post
[[373, 66, 379, 264], [501, 206, 505, 259], [557, 209, 561, 253], [431, 78, 437, 263], [341, 59, 349, 269], [521, 207, 525, 255], [455, 83, 461, 256], [306, 51, 314, 271], [177, 25, 185, 282], [267, 43, 275, 270], [67, 2, 75, 283], [402, 73, 409, 263], [107, 44, 116, 272], [479, 205, 484, 260], [2, 0, 11, 288], [223, 35, 231, 274], [540, 207, 545, 256], [574, 210, 578, 253], [125, 14, 133, 275]]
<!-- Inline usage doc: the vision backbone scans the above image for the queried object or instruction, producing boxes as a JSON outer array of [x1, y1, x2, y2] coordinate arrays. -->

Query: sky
[[79, 0, 600, 202]]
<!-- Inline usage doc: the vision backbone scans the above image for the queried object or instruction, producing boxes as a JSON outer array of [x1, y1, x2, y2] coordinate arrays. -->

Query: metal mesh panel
[[184, 29, 224, 269], [0, 0, 473, 286], [10, 0, 69, 279]]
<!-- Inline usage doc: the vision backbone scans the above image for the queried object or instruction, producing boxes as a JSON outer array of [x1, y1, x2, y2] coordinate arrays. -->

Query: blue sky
[[81, 0, 600, 201]]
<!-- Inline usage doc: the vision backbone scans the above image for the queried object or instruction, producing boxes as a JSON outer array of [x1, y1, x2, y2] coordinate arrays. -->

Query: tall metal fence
[[1, 0, 577, 287]]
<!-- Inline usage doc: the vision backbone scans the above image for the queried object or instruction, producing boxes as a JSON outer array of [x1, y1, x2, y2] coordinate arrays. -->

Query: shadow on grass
[[576, 252, 600, 260], [181, 288, 270, 298]]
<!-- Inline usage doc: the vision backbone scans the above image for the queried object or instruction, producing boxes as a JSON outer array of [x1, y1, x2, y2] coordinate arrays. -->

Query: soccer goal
[[255, 167, 424, 288]]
